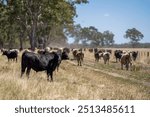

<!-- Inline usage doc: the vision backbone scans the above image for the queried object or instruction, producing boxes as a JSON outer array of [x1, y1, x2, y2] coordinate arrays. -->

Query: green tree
[[0, 0, 88, 50], [103, 30, 115, 46], [124, 28, 144, 47]]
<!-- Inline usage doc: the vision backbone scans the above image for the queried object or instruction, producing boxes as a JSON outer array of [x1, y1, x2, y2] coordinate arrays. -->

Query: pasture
[[0, 48, 150, 100]]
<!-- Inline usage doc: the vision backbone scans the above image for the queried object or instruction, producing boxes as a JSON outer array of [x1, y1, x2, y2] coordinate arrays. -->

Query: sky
[[68, 0, 150, 44]]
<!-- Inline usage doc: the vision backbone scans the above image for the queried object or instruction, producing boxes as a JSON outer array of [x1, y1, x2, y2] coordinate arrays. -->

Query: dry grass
[[0, 49, 150, 100]]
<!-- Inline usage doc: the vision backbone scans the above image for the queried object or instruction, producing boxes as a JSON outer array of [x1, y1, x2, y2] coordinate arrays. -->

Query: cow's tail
[[21, 51, 27, 77], [53, 52, 59, 71]]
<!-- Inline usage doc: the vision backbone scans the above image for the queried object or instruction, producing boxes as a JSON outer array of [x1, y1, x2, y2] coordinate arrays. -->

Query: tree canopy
[[124, 28, 144, 47], [0, 0, 88, 49], [68, 24, 115, 47]]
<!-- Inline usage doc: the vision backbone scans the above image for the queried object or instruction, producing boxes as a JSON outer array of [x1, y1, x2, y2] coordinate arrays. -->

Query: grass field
[[0, 49, 150, 100]]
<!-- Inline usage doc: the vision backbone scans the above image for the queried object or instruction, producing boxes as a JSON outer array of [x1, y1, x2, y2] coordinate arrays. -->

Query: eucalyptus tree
[[0, 0, 88, 50], [103, 30, 115, 46], [124, 28, 144, 47]]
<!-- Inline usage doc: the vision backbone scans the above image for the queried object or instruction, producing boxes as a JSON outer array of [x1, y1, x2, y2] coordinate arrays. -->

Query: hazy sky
[[69, 0, 150, 44]]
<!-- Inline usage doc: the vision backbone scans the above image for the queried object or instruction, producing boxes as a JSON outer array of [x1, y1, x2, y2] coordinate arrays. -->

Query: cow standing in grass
[[76, 51, 84, 66], [114, 50, 123, 62], [72, 49, 78, 60], [72, 49, 84, 66], [103, 52, 110, 64], [94, 51, 103, 62], [120, 53, 132, 70], [21, 50, 59, 81], [2, 49, 19, 62], [131, 51, 138, 61]]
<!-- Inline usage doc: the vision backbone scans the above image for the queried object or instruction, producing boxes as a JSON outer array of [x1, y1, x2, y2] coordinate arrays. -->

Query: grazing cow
[[2, 49, 18, 62], [103, 52, 110, 64], [120, 53, 132, 70], [131, 51, 138, 61], [114, 50, 123, 62], [21, 51, 59, 81]]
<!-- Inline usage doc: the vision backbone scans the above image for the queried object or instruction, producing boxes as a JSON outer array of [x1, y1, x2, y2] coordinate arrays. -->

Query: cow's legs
[[26, 67, 31, 78], [126, 64, 129, 70], [47, 71, 52, 81], [21, 66, 26, 78], [50, 71, 53, 81], [80, 60, 82, 66], [47, 74, 50, 81], [16, 57, 17, 62], [77, 60, 79, 66], [121, 64, 123, 70]]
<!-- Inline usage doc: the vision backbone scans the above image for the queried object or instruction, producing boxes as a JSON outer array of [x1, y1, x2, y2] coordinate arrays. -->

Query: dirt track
[[67, 60, 150, 87]]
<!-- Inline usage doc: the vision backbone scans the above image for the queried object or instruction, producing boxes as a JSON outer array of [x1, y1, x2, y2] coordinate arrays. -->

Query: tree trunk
[[19, 32, 23, 50], [29, 21, 37, 51]]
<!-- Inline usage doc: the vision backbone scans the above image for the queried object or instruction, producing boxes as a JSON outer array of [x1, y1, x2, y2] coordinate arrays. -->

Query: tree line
[[68, 25, 144, 48], [0, 0, 88, 50], [68, 24, 115, 47]]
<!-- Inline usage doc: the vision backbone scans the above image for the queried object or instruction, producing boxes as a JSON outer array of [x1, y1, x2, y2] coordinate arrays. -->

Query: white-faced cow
[[103, 52, 110, 64], [120, 53, 132, 70]]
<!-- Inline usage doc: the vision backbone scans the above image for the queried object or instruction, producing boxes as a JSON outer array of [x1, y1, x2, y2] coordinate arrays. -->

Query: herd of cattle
[[0, 47, 138, 81], [93, 48, 138, 70]]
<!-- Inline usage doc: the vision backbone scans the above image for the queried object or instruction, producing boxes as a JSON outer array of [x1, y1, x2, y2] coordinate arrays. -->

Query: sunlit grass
[[0, 49, 150, 100]]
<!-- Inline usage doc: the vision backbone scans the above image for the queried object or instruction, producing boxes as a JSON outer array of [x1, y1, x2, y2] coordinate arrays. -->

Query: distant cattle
[[21, 51, 59, 81], [94, 51, 103, 62], [94, 48, 98, 53], [76, 51, 84, 66], [114, 50, 123, 62], [72, 49, 84, 66], [120, 53, 132, 70], [88, 48, 93, 53], [94, 52, 100, 62], [63, 47, 70, 54], [105, 49, 112, 54], [56, 49, 69, 71], [103, 52, 110, 64], [2, 49, 19, 62], [131, 51, 138, 61], [72, 49, 78, 60]]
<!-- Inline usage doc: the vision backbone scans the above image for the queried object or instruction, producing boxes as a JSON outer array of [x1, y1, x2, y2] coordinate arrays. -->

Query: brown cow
[[72, 49, 78, 60], [76, 51, 84, 66], [120, 53, 132, 70], [103, 52, 110, 64]]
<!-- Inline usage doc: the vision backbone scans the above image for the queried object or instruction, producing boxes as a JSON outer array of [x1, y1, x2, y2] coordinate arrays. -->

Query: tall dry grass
[[0, 49, 150, 100]]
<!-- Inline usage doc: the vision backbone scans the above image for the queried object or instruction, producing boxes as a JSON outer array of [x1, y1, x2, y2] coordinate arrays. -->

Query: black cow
[[21, 51, 59, 81], [94, 52, 103, 62], [2, 49, 18, 62], [114, 50, 123, 62], [131, 51, 138, 61], [56, 50, 69, 71], [63, 47, 70, 54]]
